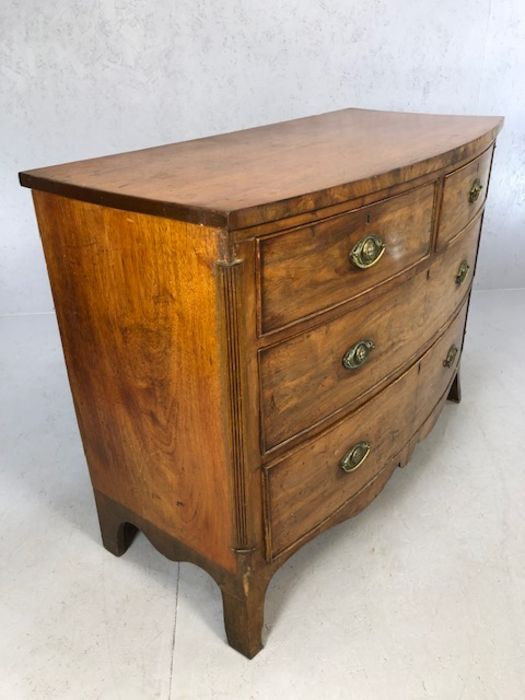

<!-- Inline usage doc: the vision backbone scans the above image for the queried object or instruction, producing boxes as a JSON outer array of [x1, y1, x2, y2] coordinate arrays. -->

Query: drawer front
[[260, 212, 481, 451], [438, 146, 493, 247], [265, 362, 419, 557], [416, 300, 468, 422], [258, 184, 435, 333], [426, 212, 482, 328]]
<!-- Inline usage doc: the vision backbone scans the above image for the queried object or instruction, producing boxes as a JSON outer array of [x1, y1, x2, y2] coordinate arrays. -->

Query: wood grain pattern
[[230, 147, 487, 243], [20, 109, 503, 229], [438, 146, 494, 246], [259, 213, 481, 452], [415, 302, 469, 422], [265, 361, 419, 557], [266, 298, 468, 558], [32, 191, 237, 571], [258, 182, 435, 333], [262, 360, 463, 565], [425, 212, 483, 328], [259, 269, 431, 450]]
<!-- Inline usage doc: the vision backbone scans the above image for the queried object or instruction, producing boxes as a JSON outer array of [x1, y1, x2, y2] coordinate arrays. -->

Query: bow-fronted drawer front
[[258, 184, 435, 333], [415, 301, 468, 423], [438, 146, 493, 248]]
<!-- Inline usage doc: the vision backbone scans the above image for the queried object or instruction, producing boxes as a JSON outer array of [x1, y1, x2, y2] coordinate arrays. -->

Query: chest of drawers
[[20, 108, 503, 658]]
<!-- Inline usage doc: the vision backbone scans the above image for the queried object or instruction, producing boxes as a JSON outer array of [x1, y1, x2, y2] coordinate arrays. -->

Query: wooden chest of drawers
[[20, 108, 503, 658]]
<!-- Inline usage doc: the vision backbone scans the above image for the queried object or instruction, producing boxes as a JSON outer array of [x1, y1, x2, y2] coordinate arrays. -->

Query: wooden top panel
[[20, 108, 503, 229]]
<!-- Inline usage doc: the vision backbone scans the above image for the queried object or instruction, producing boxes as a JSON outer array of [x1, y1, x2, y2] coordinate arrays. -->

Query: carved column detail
[[217, 258, 249, 550]]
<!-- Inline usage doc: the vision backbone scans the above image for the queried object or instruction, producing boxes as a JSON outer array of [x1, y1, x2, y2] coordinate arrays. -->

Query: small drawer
[[438, 146, 493, 248], [416, 300, 468, 422], [258, 184, 435, 333], [264, 362, 419, 557]]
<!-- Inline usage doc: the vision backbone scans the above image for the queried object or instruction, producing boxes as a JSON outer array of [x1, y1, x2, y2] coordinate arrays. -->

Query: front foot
[[221, 578, 269, 659]]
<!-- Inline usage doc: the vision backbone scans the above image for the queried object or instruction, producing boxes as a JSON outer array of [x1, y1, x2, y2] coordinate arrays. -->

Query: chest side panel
[[32, 191, 236, 571]]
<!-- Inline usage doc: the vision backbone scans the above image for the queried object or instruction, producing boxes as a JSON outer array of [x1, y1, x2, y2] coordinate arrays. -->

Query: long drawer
[[259, 214, 481, 451], [264, 300, 468, 558], [258, 184, 435, 333]]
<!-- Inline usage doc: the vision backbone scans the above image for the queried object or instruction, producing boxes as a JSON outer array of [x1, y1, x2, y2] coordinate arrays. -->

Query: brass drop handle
[[468, 178, 483, 203], [342, 338, 375, 370], [443, 344, 458, 368], [350, 234, 386, 269], [340, 441, 370, 473], [455, 260, 470, 286]]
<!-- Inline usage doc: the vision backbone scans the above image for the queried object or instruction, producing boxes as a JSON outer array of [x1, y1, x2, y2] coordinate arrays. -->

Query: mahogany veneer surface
[[20, 107, 503, 659], [20, 108, 501, 228]]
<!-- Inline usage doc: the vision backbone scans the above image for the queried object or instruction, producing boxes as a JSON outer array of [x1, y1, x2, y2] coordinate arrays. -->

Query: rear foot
[[94, 490, 138, 556], [447, 370, 462, 404]]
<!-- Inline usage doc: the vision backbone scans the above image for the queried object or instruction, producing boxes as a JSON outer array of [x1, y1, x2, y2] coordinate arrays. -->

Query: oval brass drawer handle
[[340, 441, 370, 473], [350, 234, 386, 269], [342, 338, 375, 370], [468, 178, 483, 203], [443, 344, 458, 368], [455, 259, 470, 286]]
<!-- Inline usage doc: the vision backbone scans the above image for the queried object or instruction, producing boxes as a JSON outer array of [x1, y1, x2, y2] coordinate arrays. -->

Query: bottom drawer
[[264, 298, 469, 559]]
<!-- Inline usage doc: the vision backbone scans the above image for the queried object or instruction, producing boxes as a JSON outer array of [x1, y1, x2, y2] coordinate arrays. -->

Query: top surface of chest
[[19, 108, 502, 229]]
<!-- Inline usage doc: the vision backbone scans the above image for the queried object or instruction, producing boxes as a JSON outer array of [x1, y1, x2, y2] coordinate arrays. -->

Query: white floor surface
[[1, 289, 524, 700]]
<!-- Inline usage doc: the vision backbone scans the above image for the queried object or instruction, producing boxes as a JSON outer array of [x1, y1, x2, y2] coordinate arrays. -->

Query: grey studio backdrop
[[1, 0, 524, 317]]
